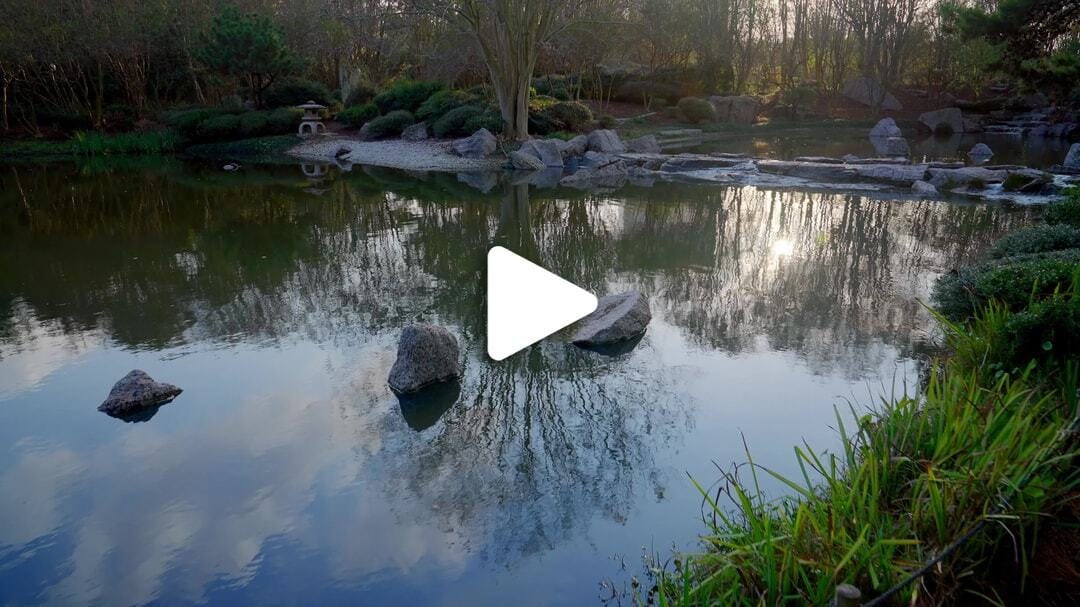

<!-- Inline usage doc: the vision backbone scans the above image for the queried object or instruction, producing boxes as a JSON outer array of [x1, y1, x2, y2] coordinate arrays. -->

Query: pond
[[0, 160, 1035, 605]]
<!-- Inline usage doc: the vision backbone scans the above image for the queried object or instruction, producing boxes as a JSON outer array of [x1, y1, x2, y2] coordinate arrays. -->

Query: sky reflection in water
[[0, 162, 1034, 605]]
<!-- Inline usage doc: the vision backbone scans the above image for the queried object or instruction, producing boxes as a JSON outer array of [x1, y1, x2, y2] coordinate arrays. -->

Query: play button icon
[[487, 246, 598, 361]]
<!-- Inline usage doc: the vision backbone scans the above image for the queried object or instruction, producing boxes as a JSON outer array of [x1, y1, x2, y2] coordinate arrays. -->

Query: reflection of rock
[[968, 143, 993, 160], [558, 162, 628, 189], [456, 171, 500, 193], [396, 380, 461, 431], [572, 291, 651, 346], [98, 370, 182, 417], [912, 180, 938, 197], [919, 108, 965, 134], [574, 331, 645, 357], [870, 136, 910, 157], [510, 167, 563, 188], [388, 324, 463, 394]]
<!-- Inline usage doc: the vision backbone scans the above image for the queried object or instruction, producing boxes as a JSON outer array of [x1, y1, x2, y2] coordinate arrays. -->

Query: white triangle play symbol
[[487, 246, 598, 361]]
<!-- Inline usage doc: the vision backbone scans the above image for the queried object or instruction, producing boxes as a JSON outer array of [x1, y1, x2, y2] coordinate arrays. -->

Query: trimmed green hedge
[[265, 79, 333, 108], [540, 101, 592, 132], [365, 110, 415, 138], [933, 249, 1080, 321], [338, 103, 378, 128], [416, 90, 478, 122], [432, 105, 486, 138], [678, 97, 716, 123], [989, 224, 1080, 258], [373, 80, 443, 114], [1044, 190, 1080, 227]]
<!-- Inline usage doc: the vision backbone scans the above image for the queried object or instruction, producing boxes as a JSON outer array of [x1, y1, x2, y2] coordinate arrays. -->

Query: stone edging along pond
[[288, 130, 1078, 205]]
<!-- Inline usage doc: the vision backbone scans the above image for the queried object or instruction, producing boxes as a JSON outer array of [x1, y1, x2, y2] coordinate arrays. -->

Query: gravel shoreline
[[287, 135, 504, 172]]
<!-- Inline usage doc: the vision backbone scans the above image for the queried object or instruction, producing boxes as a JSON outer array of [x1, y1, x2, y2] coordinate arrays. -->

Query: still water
[[0, 160, 1033, 605]]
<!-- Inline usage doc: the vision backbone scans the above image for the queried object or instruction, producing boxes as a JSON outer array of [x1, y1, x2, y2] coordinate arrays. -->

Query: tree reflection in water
[[0, 162, 1034, 604]]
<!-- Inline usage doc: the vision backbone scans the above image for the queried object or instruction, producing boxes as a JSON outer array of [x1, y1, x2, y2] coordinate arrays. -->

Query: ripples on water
[[0, 161, 1034, 605]]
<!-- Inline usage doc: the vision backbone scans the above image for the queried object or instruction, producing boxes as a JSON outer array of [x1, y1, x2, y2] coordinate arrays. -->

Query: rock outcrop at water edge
[[572, 291, 651, 348], [98, 370, 183, 417], [453, 128, 498, 159], [869, 117, 902, 139], [519, 139, 564, 167], [509, 150, 545, 171], [586, 129, 626, 154], [388, 324, 463, 394]]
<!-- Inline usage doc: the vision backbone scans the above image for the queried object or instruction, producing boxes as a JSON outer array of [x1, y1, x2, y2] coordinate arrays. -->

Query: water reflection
[[0, 162, 1034, 605]]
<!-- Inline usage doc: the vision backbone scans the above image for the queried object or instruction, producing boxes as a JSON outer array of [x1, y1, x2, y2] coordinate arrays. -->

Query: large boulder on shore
[[98, 370, 182, 417], [452, 128, 498, 158], [519, 139, 564, 167], [509, 150, 545, 171], [919, 108, 965, 134], [572, 291, 651, 347], [558, 134, 589, 157], [387, 324, 463, 394], [626, 135, 662, 153], [869, 117, 902, 138], [1065, 143, 1080, 169], [586, 129, 626, 154], [842, 77, 902, 111], [401, 122, 429, 141], [709, 95, 761, 124]]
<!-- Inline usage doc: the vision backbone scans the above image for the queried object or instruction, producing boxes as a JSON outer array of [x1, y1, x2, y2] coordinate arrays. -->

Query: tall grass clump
[[71, 130, 180, 155]]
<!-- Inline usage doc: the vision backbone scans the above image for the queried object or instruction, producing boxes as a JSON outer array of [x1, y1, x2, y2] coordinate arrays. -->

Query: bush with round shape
[[195, 114, 242, 141], [365, 110, 415, 138], [264, 79, 333, 108], [932, 248, 1080, 321], [989, 224, 1080, 258], [238, 112, 270, 137], [373, 81, 443, 114], [164, 107, 237, 137], [264, 108, 301, 132], [678, 97, 716, 123], [539, 101, 593, 132], [462, 111, 504, 136], [338, 103, 378, 129], [1044, 190, 1080, 227], [432, 105, 486, 138], [416, 90, 477, 122], [345, 81, 378, 107], [533, 75, 571, 100]]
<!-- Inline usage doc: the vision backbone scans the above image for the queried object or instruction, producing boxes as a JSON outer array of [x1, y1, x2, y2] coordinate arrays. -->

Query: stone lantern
[[297, 101, 327, 136]]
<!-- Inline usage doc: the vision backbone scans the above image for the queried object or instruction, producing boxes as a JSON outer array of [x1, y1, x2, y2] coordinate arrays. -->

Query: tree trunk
[[2, 77, 9, 132]]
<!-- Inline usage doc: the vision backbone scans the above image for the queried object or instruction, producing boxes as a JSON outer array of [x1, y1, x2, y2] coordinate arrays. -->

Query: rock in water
[[452, 128, 497, 158], [334, 147, 351, 159], [509, 150, 545, 171], [572, 291, 651, 347], [98, 370, 182, 416], [912, 180, 938, 197], [968, 143, 993, 159], [919, 108, 965, 134], [871, 136, 910, 157], [586, 129, 626, 154], [387, 324, 463, 394], [842, 77, 902, 111], [519, 139, 564, 167], [869, 117, 902, 138], [1064, 143, 1080, 169], [626, 135, 662, 153], [401, 122, 429, 142]]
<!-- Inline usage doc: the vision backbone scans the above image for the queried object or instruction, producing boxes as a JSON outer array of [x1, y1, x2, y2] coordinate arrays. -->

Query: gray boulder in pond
[[586, 129, 625, 154], [1065, 143, 1080, 169], [869, 117, 902, 138], [572, 291, 651, 346], [453, 128, 497, 158], [388, 324, 463, 393], [871, 136, 910, 157], [98, 370, 182, 416], [968, 143, 993, 159], [842, 77, 902, 111]]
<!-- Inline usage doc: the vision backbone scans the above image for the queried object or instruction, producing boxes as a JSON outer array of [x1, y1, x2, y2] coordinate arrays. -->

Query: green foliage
[[416, 90, 478, 122], [364, 110, 415, 138], [162, 107, 238, 136], [461, 111, 503, 136], [677, 96, 716, 123], [373, 80, 443, 114], [184, 135, 299, 160], [932, 249, 1080, 321], [613, 80, 683, 105], [196, 6, 300, 106], [596, 114, 617, 129], [337, 103, 378, 129], [344, 81, 378, 108], [264, 79, 332, 108], [661, 354, 1076, 605], [190, 108, 299, 142], [0, 131, 180, 159], [532, 75, 571, 100], [989, 224, 1080, 258], [431, 105, 486, 138], [538, 101, 593, 132], [1044, 188, 1080, 227]]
